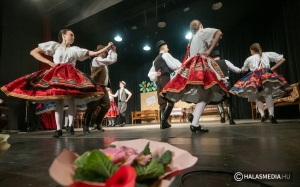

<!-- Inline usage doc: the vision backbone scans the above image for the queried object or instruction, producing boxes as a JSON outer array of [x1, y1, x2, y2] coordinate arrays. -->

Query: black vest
[[154, 53, 172, 76], [215, 60, 229, 77]]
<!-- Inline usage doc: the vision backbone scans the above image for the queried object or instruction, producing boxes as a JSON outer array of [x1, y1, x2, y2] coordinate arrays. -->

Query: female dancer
[[161, 20, 228, 132], [105, 87, 119, 127], [1, 29, 113, 137], [230, 43, 291, 123]]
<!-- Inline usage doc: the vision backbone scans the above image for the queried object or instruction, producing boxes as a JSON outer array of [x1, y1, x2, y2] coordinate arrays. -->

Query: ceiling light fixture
[[158, 22, 166, 28], [131, 26, 137, 30], [143, 45, 151, 51], [114, 36, 122, 42], [183, 7, 190, 12], [212, 2, 222, 10], [185, 32, 192, 40]]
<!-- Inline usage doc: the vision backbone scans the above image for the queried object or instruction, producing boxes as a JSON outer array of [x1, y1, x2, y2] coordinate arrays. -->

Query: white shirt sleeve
[[162, 53, 182, 70], [225, 60, 241, 73], [199, 28, 219, 47], [72, 46, 89, 61], [264, 52, 283, 63], [125, 89, 132, 95], [242, 57, 251, 71], [95, 50, 117, 66], [112, 90, 118, 97], [148, 64, 158, 82], [38, 41, 60, 56]]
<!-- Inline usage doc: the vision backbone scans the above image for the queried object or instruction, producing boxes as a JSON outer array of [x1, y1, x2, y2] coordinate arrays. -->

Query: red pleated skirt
[[161, 55, 229, 104], [105, 101, 119, 117], [1, 64, 103, 101]]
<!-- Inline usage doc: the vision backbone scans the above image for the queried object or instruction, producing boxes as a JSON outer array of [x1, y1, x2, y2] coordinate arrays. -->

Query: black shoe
[[269, 115, 278, 124], [261, 115, 267, 122], [83, 126, 90, 133], [160, 122, 171, 129], [53, 130, 62, 138], [190, 125, 209, 133], [65, 126, 69, 132], [95, 124, 105, 131], [68, 126, 75, 135], [120, 123, 126, 127], [188, 114, 194, 123], [229, 119, 236, 125], [92, 125, 97, 130], [220, 113, 226, 123]]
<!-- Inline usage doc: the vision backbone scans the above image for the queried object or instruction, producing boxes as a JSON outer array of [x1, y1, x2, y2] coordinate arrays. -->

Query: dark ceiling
[[35, 0, 265, 60]]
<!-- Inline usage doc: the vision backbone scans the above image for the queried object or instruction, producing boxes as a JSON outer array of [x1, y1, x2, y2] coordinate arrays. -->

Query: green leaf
[[140, 87, 144, 91], [152, 87, 157, 91], [142, 142, 151, 155], [139, 84, 143, 88], [142, 81, 146, 84], [157, 150, 172, 165], [74, 151, 90, 168], [146, 88, 149, 92], [74, 167, 106, 183], [149, 88, 152, 92], [143, 89, 146, 93], [147, 82, 150, 87], [74, 149, 119, 183], [135, 158, 165, 181], [150, 82, 153, 86], [108, 144, 116, 148]]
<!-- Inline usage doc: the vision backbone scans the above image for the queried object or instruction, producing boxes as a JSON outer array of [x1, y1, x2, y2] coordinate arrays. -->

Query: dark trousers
[[156, 75, 172, 110], [85, 85, 110, 125]]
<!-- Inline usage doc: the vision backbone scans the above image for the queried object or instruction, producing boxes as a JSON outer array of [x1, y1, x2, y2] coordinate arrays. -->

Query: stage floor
[[0, 119, 300, 187]]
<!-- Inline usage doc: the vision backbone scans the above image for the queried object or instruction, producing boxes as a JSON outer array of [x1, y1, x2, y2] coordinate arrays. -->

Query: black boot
[[188, 113, 193, 123], [53, 130, 62, 138], [225, 102, 236, 125], [217, 103, 226, 123], [261, 115, 267, 122], [68, 126, 75, 135], [160, 104, 174, 129], [94, 110, 107, 131], [83, 112, 92, 133], [269, 115, 278, 124], [121, 115, 126, 127]]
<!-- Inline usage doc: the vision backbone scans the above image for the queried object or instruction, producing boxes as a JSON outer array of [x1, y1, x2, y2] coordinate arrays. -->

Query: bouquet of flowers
[[49, 139, 197, 187]]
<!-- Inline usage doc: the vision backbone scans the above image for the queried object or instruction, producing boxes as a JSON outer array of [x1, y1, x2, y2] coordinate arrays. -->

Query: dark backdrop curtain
[[220, 0, 300, 119], [76, 0, 300, 122]]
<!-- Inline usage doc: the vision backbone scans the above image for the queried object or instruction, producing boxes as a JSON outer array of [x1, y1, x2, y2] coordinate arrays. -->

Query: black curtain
[[76, 0, 300, 121]]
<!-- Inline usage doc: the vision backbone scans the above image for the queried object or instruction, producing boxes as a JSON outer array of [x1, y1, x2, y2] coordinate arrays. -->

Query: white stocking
[[256, 100, 265, 116], [192, 101, 206, 127], [55, 100, 64, 130], [66, 99, 75, 127], [64, 110, 68, 127], [265, 94, 274, 116]]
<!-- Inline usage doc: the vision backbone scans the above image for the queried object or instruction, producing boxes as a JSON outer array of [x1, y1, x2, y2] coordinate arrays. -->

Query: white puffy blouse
[[38, 41, 89, 66], [242, 52, 283, 71], [189, 28, 218, 57]]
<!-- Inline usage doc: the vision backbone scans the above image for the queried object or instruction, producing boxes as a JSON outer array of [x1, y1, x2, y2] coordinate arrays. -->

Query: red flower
[[69, 166, 136, 187], [105, 166, 136, 187]]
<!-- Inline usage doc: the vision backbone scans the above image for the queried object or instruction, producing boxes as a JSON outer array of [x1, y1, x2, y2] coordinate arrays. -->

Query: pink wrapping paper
[[49, 139, 198, 187]]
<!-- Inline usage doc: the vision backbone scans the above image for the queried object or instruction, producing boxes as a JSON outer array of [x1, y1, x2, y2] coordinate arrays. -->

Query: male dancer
[[83, 44, 117, 133], [148, 40, 181, 129], [110, 81, 132, 127], [211, 50, 241, 125]]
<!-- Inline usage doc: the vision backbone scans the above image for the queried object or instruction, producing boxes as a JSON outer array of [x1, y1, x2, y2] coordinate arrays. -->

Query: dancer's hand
[[48, 62, 57, 67], [157, 69, 161, 77], [107, 42, 114, 48], [111, 45, 116, 51], [200, 49, 211, 57]]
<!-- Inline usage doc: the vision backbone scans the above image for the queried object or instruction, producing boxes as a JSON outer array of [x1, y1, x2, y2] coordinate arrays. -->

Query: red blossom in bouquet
[[49, 139, 198, 187]]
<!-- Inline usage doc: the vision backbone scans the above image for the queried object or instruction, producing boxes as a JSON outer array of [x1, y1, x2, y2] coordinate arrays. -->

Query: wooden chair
[[250, 102, 260, 119]]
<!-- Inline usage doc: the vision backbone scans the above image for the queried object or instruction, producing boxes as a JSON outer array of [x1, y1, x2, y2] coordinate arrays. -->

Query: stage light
[[114, 36, 122, 42], [212, 2, 222, 10], [143, 45, 151, 51], [185, 32, 192, 39]]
